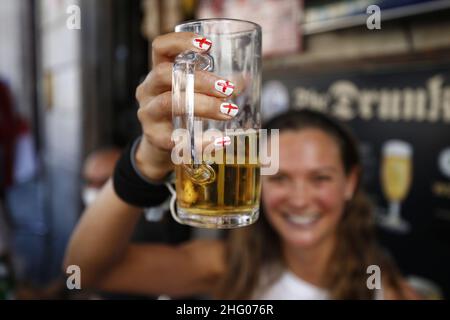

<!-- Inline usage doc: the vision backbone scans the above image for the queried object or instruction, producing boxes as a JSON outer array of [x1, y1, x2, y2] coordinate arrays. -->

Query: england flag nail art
[[220, 103, 239, 117], [215, 80, 235, 96], [193, 37, 212, 51]]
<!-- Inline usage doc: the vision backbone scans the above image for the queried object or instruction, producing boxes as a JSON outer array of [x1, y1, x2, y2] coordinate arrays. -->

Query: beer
[[381, 156, 412, 202], [175, 132, 261, 218], [176, 163, 260, 215], [172, 19, 262, 228]]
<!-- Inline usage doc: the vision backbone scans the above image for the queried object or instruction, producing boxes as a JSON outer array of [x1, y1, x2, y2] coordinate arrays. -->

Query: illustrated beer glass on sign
[[379, 140, 413, 233], [169, 19, 263, 229]]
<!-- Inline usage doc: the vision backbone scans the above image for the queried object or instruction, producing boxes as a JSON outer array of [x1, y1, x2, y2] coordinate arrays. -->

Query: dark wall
[[81, 0, 148, 154]]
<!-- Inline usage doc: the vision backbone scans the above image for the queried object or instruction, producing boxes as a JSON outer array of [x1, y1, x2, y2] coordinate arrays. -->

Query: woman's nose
[[287, 180, 312, 208]]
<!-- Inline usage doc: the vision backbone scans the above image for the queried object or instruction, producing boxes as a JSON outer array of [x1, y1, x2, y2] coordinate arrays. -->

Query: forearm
[[63, 179, 142, 286], [95, 244, 206, 297], [95, 240, 226, 297]]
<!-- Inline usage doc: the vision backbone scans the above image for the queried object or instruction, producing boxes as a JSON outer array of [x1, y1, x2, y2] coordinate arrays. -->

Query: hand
[[135, 32, 237, 181]]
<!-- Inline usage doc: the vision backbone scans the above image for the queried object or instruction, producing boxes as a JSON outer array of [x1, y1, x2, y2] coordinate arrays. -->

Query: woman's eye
[[268, 175, 288, 183], [314, 175, 331, 182]]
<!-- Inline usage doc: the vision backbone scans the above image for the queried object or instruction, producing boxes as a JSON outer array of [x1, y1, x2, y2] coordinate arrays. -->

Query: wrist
[[135, 137, 173, 182], [112, 137, 172, 208]]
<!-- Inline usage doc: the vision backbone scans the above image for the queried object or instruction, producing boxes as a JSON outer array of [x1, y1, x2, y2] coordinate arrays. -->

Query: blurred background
[[0, 0, 449, 299]]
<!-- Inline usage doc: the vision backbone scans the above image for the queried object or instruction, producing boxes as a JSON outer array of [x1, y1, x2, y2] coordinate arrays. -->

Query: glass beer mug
[[169, 19, 262, 228]]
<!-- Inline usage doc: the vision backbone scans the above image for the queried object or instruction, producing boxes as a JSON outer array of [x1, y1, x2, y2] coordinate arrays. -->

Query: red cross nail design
[[215, 80, 235, 96], [214, 136, 231, 148], [220, 103, 239, 117], [193, 37, 212, 50]]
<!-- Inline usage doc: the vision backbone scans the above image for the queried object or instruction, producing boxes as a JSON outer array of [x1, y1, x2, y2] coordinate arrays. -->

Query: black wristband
[[113, 136, 172, 207]]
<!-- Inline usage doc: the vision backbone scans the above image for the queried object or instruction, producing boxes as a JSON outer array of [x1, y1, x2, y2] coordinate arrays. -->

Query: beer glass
[[170, 19, 262, 228], [379, 140, 413, 232]]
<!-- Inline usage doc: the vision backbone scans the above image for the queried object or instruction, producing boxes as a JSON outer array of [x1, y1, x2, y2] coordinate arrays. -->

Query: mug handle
[[172, 50, 216, 185], [165, 179, 185, 225]]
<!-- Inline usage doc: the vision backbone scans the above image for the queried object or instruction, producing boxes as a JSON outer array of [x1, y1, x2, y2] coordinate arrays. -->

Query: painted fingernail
[[214, 136, 231, 148], [193, 37, 212, 51], [215, 80, 235, 96], [220, 102, 239, 117]]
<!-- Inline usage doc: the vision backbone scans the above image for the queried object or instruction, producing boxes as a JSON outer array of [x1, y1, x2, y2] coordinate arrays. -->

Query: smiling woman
[[64, 31, 419, 300], [216, 109, 415, 300]]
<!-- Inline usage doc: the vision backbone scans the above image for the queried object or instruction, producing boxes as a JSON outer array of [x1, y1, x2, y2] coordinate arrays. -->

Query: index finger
[[152, 32, 212, 67]]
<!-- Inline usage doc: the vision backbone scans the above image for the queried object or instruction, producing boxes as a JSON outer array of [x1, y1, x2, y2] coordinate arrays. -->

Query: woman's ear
[[345, 166, 360, 200]]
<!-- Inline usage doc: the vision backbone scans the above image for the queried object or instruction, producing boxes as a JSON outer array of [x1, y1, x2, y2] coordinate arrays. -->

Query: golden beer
[[176, 163, 260, 215], [175, 132, 261, 221]]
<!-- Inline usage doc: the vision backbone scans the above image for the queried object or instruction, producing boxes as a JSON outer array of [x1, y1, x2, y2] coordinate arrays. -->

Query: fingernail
[[193, 37, 212, 51], [220, 103, 239, 117], [215, 80, 235, 96], [214, 136, 231, 148]]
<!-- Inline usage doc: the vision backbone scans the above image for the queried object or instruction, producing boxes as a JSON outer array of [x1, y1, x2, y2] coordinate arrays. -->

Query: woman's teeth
[[285, 213, 321, 226]]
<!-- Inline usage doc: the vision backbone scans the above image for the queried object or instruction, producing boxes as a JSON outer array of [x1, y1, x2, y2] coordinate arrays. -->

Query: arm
[[96, 240, 225, 297], [63, 179, 142, 287], [65, 31, 231, 297], [64, 180, 226, 296]]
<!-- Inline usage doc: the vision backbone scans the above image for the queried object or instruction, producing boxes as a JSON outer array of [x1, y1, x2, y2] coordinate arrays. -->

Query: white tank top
[[253, 269, 384, 300], [253, 270, 329, 300]]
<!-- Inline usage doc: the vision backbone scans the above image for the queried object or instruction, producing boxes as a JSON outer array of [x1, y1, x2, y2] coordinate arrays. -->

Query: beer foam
[[382, 140, 412, 157]]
